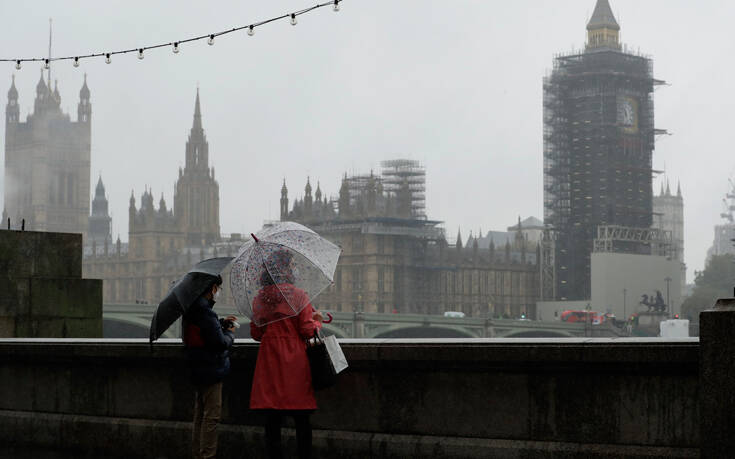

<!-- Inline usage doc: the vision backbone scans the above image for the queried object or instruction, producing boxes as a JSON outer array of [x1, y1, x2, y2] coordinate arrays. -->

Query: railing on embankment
[[0, 337, 703, 458]]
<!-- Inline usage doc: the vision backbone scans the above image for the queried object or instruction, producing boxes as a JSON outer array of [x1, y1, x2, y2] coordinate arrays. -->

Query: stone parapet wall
[[0, 338, 699, 458]]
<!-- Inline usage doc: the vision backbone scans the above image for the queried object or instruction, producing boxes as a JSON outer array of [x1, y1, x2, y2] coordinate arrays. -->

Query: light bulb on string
[[5, 3, 348, 65]]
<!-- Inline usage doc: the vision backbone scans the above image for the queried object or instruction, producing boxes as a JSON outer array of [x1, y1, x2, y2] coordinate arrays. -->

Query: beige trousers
[[192, 381, 223, 459]]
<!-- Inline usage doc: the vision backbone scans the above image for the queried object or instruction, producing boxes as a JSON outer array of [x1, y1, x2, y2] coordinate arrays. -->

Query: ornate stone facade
[[3, 73, 91, 236], [653, 180, 685, 294], [82, 90, 235, 304], [282, 162, 540, 319]]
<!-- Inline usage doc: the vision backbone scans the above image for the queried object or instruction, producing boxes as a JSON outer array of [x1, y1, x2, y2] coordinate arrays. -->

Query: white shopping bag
[[323, 335, 348, 374]]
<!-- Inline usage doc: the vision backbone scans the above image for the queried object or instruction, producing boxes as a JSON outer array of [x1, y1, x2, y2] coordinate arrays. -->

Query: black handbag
[[306, 332, 337, 390]]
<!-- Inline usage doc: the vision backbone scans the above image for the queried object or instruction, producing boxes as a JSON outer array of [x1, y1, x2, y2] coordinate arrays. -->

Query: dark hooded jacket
[[183, 295, 235, 386]]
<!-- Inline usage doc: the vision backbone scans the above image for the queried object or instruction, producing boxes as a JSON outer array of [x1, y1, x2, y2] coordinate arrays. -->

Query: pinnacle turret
[[95, 175, 105, 197], [79, 73, 90, 100], [192, 87, 202, 131], [36, 71, 47, 95], [7, 75, 17, 100]]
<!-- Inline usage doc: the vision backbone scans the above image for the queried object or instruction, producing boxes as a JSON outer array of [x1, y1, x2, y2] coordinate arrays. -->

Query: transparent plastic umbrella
[[230, 222, 341, 327]]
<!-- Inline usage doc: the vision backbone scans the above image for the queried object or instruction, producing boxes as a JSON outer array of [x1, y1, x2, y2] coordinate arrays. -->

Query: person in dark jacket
[[183, 275, 236, 459]]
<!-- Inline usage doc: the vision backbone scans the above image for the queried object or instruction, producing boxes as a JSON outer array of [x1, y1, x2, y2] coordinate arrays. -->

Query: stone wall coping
[[0, 337, 699, 344], [0, 338, 699, 368]]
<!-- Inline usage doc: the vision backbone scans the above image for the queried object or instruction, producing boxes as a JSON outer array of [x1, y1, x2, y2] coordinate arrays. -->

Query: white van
[[443, 311, 466, 318]]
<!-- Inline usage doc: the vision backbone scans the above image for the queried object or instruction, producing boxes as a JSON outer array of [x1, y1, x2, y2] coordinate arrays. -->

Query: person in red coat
[[250, 277, 324, 459]]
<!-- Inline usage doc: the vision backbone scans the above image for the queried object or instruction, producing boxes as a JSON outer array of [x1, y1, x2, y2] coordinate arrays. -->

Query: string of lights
[[3, 0, 343, 69]]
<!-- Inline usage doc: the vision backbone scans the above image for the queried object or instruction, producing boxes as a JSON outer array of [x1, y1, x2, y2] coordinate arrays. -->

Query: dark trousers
[[264, 410, 312, 459], [192, 382, 223, 459]]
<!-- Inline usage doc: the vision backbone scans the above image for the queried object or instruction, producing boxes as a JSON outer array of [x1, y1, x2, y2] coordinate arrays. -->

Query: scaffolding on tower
[[380, 159, 426, 219]]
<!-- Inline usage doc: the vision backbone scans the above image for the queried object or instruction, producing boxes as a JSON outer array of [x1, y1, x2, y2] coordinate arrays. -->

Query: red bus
[[560, 310, 605, 324]]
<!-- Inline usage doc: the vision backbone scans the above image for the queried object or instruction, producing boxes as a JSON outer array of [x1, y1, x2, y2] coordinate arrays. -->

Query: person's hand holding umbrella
[[149, 257, 234, 343]]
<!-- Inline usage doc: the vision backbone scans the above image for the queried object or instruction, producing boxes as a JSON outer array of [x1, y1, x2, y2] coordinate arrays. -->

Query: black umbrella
[[149, 257, 233, 343]]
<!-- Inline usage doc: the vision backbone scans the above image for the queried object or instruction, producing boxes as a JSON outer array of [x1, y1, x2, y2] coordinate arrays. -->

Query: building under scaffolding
[[542, 0, 665, 301], [281, 161, 540, 318]]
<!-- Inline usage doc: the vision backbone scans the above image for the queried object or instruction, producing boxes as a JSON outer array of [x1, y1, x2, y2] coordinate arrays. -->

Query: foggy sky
[[1, 0, 733, 282]]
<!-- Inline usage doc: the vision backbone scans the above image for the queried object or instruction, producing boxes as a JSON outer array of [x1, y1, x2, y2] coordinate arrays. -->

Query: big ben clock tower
[[542, 0, 665, 301]]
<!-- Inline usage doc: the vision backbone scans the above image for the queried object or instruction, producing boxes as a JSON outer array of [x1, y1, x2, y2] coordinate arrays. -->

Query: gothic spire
[[587, 0, 619, 31], [8, 74, 17, 100], [79, 73, 90, 100], [95, 175, 105, 197], [192, 87, 202, 131], [185, 87, 209, 170], [677, 181, 682, 198], [305, 176, 312, 196], [36, 70, 47, 95]]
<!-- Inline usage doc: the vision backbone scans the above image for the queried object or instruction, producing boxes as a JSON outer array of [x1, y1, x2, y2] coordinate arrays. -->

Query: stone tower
[[4, 72, 91, 236], [280, 180, 289, 221], [543, 0, 662, 300], [88, 175, 112, 248], [653, 180, 685, 292], [174, 89, 220, 246]]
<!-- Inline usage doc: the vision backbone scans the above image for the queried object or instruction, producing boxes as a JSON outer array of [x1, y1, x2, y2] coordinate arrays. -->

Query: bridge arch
[[500, 330, 575, 338], [373, 326, 478, 339]]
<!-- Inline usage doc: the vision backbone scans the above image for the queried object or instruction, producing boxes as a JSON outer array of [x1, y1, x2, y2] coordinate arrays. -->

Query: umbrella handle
[[323, 312, 333, 324], [251, 233, 259, 243]]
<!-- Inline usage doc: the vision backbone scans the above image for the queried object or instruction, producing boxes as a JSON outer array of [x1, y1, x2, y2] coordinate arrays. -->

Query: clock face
[[621, 101, 634, 126], [618, 97, 638, 133]]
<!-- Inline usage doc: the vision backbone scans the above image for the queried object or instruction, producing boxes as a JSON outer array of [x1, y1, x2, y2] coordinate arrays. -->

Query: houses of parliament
[[3, 75, 540, 317], [280, 163, 540, 318]]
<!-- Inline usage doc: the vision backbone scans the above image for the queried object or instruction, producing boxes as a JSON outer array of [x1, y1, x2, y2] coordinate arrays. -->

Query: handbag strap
[[306, 330, 324, 347]]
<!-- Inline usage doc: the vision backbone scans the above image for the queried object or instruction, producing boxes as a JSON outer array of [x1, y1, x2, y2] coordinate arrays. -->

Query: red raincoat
[[249, 284, 322, 410]]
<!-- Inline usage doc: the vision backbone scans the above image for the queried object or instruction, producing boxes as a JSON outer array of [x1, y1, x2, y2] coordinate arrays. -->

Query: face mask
[[213, 288, 222, 301]]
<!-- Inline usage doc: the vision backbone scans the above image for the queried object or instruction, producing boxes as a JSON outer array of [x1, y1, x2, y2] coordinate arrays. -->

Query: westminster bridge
[[103, 303, 622, 339]]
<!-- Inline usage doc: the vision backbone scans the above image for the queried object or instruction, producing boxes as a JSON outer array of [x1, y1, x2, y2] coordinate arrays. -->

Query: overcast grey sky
[[1, 0, 733, 281]]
